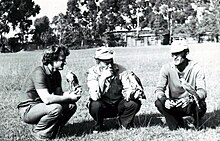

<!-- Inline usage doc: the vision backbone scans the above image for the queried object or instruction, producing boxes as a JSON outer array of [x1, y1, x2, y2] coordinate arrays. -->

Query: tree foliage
[[33, 16, 57, 48], [63, 0, 205, 46], [7, 0, 40, 43], [52, 0, 220, 45], [65, 0, 155, 47], [198, 0, 220, 36], [2, 0, 220, 51], [0, 0, 40, 51]]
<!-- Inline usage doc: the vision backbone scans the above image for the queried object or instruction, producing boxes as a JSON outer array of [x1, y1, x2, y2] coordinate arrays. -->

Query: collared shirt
[[18, 65, 62, 108], [155, 60, 207, 99], [87, 63, 127, 104]]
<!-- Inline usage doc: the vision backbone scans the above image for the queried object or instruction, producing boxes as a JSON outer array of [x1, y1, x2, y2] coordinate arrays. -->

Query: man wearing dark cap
[[155, 41, 207, 130], [87, 47, 145, 133]]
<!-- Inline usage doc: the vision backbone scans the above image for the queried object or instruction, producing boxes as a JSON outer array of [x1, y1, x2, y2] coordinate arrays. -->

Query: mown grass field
[[0, 43, 220, 141]]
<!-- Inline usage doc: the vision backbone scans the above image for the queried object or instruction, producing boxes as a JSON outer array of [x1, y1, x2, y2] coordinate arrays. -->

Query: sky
[[33, 0, 68, 20]]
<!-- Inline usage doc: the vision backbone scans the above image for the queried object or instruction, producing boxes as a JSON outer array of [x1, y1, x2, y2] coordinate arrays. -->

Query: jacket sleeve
[[155, 65, 168, 99], [195, 66, 207, 100], [87, 67, 101, 101], [120, 70, 145, 100]]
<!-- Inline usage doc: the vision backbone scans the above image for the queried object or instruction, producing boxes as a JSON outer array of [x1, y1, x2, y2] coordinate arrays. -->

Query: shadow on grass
[[201, 109, 220, 129], [60, 113, 164, 137], [61, 117, 120, 137], [134, 113, 165, 127], [133, 110, 220, 130], [133, 109, 220, 130], [60, 110, 220, 138]]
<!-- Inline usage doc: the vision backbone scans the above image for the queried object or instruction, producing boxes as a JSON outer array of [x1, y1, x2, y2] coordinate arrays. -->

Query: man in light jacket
[[87, 47, 145, 133]]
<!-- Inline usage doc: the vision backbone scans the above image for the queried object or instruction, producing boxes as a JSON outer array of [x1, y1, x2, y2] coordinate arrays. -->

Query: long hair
[[42, 44, 70, 65]]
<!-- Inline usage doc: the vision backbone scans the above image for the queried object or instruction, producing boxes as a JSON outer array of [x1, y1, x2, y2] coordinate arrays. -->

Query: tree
[[33, 16, 56, 48], [65, 0, 153, 47], [52, 12, 81, 48], [63, 0, 213, 47], [99, 0, 154, 31], [66, 0, 99, 47], [7, 0, 40, 44], [0, 0, 40, 51], [0, 0, 12, 52], [52, 13, 68, 45], [197, 0, 220, 42]]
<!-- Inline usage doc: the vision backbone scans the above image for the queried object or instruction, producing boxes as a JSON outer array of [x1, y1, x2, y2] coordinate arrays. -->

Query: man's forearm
[[44, 94, 73, 104], [156, 90, 167, 103], [98, 76, 106, 93]]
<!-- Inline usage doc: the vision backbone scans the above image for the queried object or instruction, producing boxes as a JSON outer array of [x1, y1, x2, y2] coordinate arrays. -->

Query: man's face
[[53, 56, 67, 70], [171, 51, 186, 66], [99, 59, 114, 71]]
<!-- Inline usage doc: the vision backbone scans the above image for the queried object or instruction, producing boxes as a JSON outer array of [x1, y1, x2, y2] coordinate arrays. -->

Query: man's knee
[[121, 100, 141, 114], [155, 99, 164, 109], [191, 100, 207, 119], [199, 100, 207, 117], [48, 104, 63, 116], [129, 100, 141, 110], [89, 101, 102, 112]]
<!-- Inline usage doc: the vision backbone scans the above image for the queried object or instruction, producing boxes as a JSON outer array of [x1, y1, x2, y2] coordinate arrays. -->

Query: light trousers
[[19, 103, 77, 138]]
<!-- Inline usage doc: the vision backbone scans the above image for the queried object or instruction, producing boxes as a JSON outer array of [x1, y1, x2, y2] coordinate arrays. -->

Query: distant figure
[[17, 45, 82, 140], [87, 47, 145, 133], [155, 41, 207, 130]]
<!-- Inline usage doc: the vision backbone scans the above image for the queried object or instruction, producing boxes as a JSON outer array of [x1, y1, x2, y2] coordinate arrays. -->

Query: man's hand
[[90, 93, 100, 101], [131, 89, 144, 100], [69, 86, 82, 95], [67, 87, 82, 102], [180, 78, 187, 86], [74, 85, 83, 95], [101, 68, 113, 79], [180, 78, 200, 109], [175, 97, 190, 108], [69, 93, 81, 102], [165, 99, 176, 109]]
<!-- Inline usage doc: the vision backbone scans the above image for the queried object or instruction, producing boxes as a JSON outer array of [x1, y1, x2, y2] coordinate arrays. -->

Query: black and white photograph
[[1, 0, 220, 140]]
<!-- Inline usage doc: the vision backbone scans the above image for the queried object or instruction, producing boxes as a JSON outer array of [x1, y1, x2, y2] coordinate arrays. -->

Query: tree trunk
[[216, 34, 219, 42], [21, 31, 27, 51], [81, 40, 84, 47], [0, 34, 5, 53], [198, 34, 202, 43]]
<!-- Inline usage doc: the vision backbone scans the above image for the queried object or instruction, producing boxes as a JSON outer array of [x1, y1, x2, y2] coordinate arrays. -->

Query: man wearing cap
[[155, 41, 207, 130], [87, 47, 144, 133]]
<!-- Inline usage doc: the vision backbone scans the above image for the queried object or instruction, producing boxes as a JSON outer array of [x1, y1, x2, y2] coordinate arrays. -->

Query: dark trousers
[[155, 99, 206, 130], [89, 99, 141, 130]]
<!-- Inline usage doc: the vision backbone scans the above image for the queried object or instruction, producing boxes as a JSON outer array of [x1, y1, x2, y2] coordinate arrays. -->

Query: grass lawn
[[0, 43, 220, 141]]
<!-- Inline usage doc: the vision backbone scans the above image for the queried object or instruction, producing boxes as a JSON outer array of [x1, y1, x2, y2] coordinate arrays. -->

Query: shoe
[[119, 125, 126, 130], [31, 130, 50, 141], [119, 124, 134, 130], [92, 130, 99, 134], [118, 120, 134, 130], [50, 125, 61, 139], [92, 124, 104, 134]]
